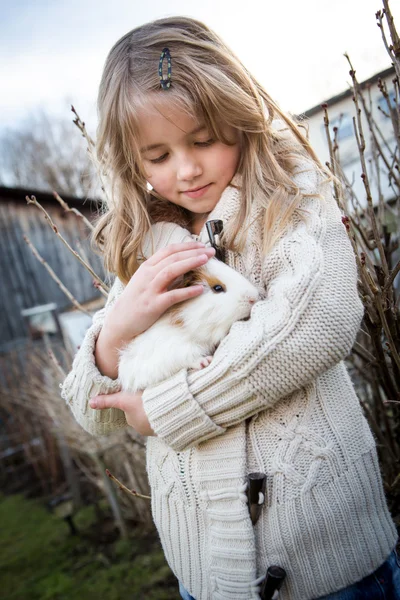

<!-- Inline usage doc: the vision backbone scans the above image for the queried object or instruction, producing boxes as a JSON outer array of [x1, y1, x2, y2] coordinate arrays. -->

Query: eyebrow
[[140, 124, 207, 153]]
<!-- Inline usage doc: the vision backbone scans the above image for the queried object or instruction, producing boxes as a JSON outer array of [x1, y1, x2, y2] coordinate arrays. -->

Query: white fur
[[118, 258, 259, 392]]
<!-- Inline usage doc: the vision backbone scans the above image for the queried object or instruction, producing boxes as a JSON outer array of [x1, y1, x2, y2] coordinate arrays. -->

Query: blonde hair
[[93, 16, 328, 285]]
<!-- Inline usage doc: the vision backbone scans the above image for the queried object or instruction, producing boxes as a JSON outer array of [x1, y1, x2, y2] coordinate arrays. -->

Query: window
[[321, 113, 354, 141], [377, 89, 398, 118]]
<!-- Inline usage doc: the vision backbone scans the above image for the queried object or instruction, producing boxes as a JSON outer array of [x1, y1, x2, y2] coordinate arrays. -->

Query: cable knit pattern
[[60, 222, 189, 434], [142, 167, 363, 450], [60, 159, 397, 600]]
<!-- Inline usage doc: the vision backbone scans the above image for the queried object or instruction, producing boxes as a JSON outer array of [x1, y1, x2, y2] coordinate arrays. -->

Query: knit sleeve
[[60, 221, 195, 436], [142, 169, 365, 451], [60, 276, 127, 436]]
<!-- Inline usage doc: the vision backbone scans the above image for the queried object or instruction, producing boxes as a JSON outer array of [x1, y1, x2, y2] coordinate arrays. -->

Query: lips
[[182, 183, 212, 199]]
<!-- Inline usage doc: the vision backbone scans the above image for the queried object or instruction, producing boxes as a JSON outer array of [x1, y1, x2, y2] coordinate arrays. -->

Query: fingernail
[[90, 399, 98, 409]]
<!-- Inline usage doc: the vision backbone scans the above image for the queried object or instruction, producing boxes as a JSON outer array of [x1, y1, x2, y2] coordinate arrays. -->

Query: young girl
[[61, 16, 399, 600]]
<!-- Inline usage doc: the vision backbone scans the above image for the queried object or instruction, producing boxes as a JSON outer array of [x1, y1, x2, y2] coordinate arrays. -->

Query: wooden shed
[[0, 186, 106, 350], [0, 186, 108, 499]]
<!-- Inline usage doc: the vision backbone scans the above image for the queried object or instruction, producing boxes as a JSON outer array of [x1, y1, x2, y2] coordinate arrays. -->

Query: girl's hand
[[105, 242, 216, 344], [89, 390, 155, 437]]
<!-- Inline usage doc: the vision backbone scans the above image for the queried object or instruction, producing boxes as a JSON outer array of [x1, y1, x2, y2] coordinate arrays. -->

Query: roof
[[0, 185, 102, 207], [301, 66, 395, 118]]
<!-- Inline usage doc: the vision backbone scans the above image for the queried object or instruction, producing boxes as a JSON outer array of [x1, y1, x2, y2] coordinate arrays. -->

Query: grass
[[0, 494, 179, 600]]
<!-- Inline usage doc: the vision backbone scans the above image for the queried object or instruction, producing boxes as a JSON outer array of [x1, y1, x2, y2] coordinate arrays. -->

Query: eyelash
[[149, 139, 215, 164]]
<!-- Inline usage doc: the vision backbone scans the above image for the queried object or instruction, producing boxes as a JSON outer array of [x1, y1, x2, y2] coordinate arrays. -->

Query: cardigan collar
[[195, 173, 244, 244], [195, 173, 265, 252]]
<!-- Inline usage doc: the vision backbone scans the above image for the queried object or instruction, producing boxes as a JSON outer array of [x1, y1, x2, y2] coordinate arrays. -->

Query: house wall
[[304, 71, 397, 209]]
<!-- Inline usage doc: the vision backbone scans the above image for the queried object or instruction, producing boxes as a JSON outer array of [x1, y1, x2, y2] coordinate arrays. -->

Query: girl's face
[[137, 98, 240, 232]]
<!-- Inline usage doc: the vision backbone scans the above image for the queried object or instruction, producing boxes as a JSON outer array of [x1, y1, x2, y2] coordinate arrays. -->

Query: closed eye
[[149, 153, 169, 164], [195, 139, 215, 147]]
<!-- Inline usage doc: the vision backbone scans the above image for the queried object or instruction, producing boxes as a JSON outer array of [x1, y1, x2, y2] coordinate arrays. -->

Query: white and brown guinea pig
[[118, 257, 260, 393]]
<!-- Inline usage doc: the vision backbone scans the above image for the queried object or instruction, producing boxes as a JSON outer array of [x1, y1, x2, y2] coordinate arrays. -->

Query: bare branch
[[26, 195, 109, 294], [71, 105, 110, 206], [345, 54, 390, 278], [53, 191, 94, 232], [105, 469, 151, 501], [23, 235, 92, 317], [321, 103, 344, 210]]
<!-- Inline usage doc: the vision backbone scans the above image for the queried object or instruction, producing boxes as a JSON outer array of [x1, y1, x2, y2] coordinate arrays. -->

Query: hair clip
[[159, 47, 172, 90], [206, 220, 225, 263]]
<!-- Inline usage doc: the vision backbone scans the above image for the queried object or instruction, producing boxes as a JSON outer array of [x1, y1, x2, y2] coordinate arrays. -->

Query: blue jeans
[[178, 549, 400, 600], [318, 549, 400, 599], [179, 580, 196, 600]]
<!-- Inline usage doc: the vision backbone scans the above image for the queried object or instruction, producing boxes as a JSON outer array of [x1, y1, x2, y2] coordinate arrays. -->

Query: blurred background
[[1, 0, 398, 129], [0, 1, 399, 599]]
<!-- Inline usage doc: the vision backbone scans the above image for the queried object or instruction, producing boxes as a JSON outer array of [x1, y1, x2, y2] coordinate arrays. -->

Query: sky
[[1, 0, 399, 137]]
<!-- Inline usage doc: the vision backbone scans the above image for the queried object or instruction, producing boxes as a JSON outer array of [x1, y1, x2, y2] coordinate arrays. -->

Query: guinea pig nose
[[247, 296, 256, 304]]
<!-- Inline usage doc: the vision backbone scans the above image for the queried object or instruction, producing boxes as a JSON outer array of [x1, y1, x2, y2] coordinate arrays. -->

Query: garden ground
[[0, 494, 179, 600]]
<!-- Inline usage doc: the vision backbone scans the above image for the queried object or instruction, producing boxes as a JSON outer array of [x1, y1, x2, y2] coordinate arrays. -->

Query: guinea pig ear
[[167, 274, 185, 291], [182, 270, 202, 288], [167, 269, 203, 291]]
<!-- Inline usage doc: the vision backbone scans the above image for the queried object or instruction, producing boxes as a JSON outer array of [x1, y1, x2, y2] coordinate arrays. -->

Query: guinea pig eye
[[212, 284, 225, 293]]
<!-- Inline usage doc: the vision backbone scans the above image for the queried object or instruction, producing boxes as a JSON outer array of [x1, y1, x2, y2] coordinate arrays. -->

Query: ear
[[182, 270, 201, 288], [167, 273, 186, 291], [167, 269, 203, 291]]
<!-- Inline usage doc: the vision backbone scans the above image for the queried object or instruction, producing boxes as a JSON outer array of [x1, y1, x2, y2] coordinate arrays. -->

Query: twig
[[370, 97, 400, 187], [71, 105, 110, 205], [390, 472, 400, 489], [23, 235, 92, 317], [367, 88, 389, 233], [105, 469, 151, 501], [47, 347, 67, 379], [75, 239, 108, 299], [383, 259, 400, 294], [345, 54, 390, 278], [322, 96, 378, 302], [342, 215, 376, 304], [26, 194, 109, 293], [373, 291, 400, 375], [378, 77, 400, 150], [379, 2, 400, 80], [360, 398, 399, 465], [321, 103, 343, 210], [71, 105, 96, 148], [352, 341, 377, 365], [53, 191, 94, 232]]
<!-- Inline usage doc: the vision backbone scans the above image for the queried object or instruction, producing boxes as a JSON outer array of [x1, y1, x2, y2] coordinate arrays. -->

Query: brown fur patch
[[147, 197, 192, 229], [182, 268, 205, 288], [165, 267, 206, 324], [169, 314, 184, 327], [203, 274, 226, 293]]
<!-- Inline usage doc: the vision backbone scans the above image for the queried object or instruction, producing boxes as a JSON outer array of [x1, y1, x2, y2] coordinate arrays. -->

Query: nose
[[246, 293, 258, 305], [176, 151, 203, 181]]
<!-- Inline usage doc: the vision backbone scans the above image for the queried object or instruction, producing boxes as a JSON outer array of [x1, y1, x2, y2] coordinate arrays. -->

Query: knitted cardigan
[[61, 160, 397, 600]]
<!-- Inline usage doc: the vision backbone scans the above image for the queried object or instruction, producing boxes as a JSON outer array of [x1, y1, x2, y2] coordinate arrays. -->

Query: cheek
[[216, 145, 240, 175], [146, 168, 171, 192]]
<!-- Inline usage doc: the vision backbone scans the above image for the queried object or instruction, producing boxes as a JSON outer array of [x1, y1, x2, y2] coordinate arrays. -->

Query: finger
[[146, 241, 206, 266], [154, 246, 215, 273], [90, 393, 126, 410], [152, 251, 215, 292], [159, 282, 205, 310]]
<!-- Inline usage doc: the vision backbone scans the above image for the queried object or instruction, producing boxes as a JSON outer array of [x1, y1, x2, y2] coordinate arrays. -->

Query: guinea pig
[[118, 257, 259, 393]]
